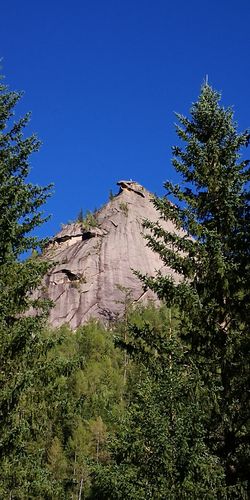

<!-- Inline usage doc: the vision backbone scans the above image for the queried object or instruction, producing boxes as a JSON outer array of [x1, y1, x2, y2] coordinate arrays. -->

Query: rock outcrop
[[39, 181, 180, 329]]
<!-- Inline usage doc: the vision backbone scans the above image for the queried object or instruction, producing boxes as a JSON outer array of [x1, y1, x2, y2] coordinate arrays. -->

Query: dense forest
[[0, 75, 249, 499]]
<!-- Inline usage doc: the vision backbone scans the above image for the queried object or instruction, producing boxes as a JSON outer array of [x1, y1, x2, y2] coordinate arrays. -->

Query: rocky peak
[[117, 180, 146, 197], [38, 181, 180, 329]]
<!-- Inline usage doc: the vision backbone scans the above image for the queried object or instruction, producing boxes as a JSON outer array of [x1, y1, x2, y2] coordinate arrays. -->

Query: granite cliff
[[39, 181, 180, 329]]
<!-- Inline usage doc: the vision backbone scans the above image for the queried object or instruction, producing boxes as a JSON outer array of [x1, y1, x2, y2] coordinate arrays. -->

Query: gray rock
[[38, 181, 181, 329]]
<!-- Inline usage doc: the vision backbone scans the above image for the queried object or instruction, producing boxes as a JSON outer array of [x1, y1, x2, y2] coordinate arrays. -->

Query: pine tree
[[0, 75, 53, 321], [77, 207, 84, 223], [91, 306, 227, 499], [0, 75, 53, 496], [139, 84, 250, 494]]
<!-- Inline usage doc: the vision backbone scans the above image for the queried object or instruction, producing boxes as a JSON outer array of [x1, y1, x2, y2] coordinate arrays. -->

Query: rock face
[[40, 181, 180, 329]]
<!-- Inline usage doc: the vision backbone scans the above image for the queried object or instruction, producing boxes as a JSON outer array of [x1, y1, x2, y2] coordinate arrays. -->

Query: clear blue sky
[[1, 0, 249, 238]]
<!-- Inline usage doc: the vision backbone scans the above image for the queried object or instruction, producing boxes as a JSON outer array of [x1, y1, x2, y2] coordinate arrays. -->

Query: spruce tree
[[139, 84, 250, 494], [91, 306, 226, 499], [0, 75, 54, 496]]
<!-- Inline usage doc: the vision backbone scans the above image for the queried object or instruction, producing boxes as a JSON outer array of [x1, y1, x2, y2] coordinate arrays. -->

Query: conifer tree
[[77, 207, 84, 223], [0, 75, 53, 496], [0, 75, 52, 321], [91, 307, 226, 499], [139, 84, 250, 493]]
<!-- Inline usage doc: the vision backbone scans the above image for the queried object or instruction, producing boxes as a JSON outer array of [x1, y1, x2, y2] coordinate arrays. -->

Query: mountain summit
[[40, 181, 179, 329]]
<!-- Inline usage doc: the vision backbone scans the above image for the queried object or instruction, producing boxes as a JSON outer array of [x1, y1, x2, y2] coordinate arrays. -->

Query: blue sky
[[1, 0, 249, 238]]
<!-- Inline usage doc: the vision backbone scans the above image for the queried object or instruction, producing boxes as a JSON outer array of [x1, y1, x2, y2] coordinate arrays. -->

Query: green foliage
[[43, 322, 125, 498], [0, 75, 53, 320], [137, 84, 249, 493], [109, 189, 115, 201], [119, 201, 129, 216], [0, 79, 52, 265], [78, 209, 99, 229], [0, 314, 127, 498], [91, 306, 228, 499], [0, 75, 55, 497], [35, 323, 124, 494], [77, 207, 84, 223]]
